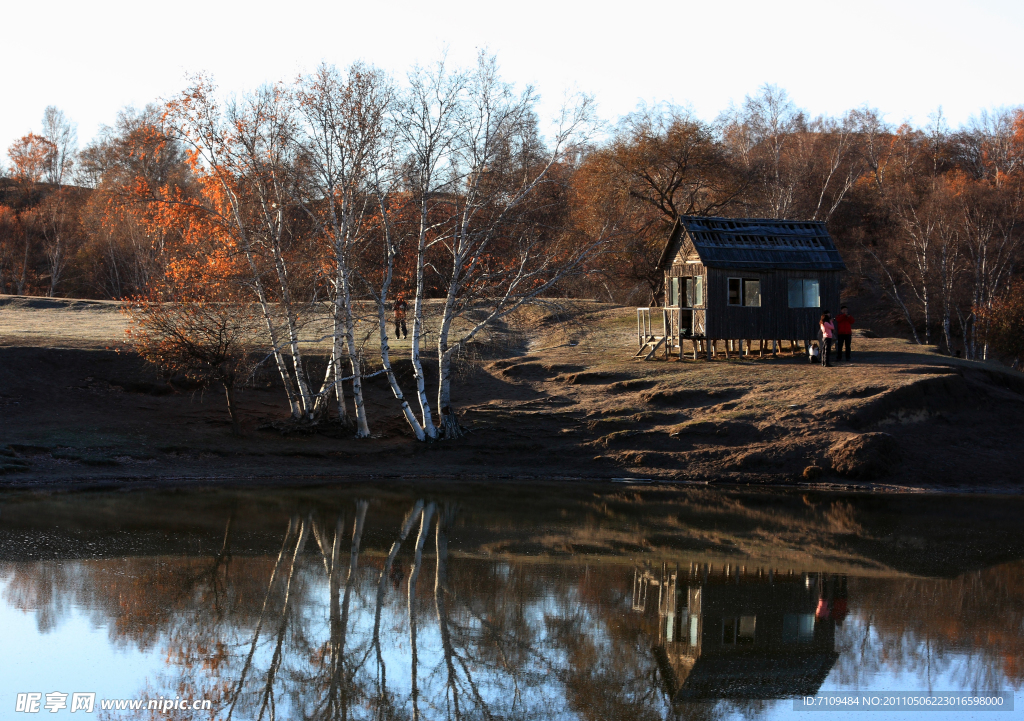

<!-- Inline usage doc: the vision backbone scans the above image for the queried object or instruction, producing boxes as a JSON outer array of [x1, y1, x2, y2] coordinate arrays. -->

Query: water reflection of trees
[[2, 508, 1024, 720], [833, 566, 1024, 696]]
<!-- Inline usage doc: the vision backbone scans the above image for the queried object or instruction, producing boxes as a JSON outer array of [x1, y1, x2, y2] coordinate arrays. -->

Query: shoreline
[[0, 470, 1003, 496]]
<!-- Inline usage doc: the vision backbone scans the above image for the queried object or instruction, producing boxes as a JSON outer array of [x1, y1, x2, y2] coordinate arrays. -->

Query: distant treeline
[[1, 68, 1022, 362]]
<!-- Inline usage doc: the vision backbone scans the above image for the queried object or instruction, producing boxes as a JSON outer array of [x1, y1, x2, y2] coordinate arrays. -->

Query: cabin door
[[679, 276, 704, 335]]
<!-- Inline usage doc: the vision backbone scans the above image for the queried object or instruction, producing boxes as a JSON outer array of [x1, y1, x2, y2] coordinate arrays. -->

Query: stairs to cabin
[[634, 334, 666, 360]]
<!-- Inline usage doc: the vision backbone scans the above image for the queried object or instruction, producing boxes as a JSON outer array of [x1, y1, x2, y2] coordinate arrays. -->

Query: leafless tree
[[41, 106, 77, 187], [422, 53, 601, 437], [297, 64, 395, 436], [395, 57, 466, 440]]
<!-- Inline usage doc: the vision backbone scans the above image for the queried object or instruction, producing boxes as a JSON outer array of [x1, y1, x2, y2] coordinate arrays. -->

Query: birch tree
[[393, 58, 466, 440], [721, 83, 802, 218], [365, 157, 432, 440], [35, 189, 81, 297], [956, 177, 1022, 358], [296, 63, 394, 436], [866, 124, 942, 344], [406, 503, 435, 721], [430, 54, 600, 437], [859, 115, 923, 343], [799, 111, 868, 222], [41, 106, 77, 188], [165, 78, 319, 421]]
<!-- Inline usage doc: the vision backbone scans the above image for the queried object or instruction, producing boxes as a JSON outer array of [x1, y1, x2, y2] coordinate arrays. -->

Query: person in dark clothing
[[393, 295, 408, 339], [819, 312, 835, 367], [834, 305, 854, 361]]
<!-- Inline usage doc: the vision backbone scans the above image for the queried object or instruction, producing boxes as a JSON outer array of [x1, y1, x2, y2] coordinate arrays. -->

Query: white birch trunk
[[338, 270, 370, 437], [374, 196, 428, 440], [371, 501, 423, 700], [407, 503, 435, 721], [410, 204, 438, 439], [436, 293, 461, 438], [434, 504, 461, 717], [226, 518, 296, 721], [248, 269, 304, 418], [269, 223, 315, 418], [378, 298, 427, 441], [257, 518, 309, 721]]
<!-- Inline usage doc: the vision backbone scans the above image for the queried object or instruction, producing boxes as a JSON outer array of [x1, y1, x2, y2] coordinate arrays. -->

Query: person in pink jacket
[[819, 312, 835, 367]]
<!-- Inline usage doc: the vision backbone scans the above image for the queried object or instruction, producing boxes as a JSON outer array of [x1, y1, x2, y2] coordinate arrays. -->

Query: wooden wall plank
[[680, 268, 842, 342]]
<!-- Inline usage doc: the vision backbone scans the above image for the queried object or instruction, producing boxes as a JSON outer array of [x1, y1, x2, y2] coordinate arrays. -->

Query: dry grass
[[0, 294, 602, 358], [0, 296, 127, 348], [2, 294, 1023, 491]]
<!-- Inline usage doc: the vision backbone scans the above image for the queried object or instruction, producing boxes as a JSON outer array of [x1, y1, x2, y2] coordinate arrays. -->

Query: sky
[[2, 0, 1022, 161]]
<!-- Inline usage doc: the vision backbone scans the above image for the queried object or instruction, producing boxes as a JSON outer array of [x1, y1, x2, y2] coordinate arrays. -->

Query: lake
[[1, 482, 1021, 719]]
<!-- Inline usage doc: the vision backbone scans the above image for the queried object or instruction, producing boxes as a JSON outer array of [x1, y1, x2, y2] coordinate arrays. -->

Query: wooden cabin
[[636, 216, 846, 360], [635, 564, 842, 702]]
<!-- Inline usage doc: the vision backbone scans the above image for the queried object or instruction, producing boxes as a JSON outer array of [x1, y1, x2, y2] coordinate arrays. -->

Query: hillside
[[1, 294, 1023, 491]]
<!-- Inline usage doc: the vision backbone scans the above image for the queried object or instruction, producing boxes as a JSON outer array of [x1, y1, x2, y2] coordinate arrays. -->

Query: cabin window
[[722, 616, 756, 645], [728, 278, 761, 307], [683, 276, 704, 307], [788, 279, 821, 308], [668, 277, 680, 307], [738, 616, 756, 643], [722, 617, 736, 645], [783, 613, 816, 643]]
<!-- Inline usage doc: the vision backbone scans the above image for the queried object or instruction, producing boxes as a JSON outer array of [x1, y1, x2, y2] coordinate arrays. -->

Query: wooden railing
[[636, 307, 655, 348], [636, 306, 707, 360]]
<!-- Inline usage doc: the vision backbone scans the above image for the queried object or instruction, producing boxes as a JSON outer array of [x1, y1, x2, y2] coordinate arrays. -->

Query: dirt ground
[[2, 294, 1023, 492]]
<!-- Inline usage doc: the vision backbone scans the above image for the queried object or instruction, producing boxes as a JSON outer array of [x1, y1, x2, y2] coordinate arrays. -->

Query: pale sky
[[2, 0, 1022, 162]]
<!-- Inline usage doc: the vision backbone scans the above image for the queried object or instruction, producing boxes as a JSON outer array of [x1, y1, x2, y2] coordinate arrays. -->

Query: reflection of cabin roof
[[659, 216, 846, 272], [656, 648, 839, 701]]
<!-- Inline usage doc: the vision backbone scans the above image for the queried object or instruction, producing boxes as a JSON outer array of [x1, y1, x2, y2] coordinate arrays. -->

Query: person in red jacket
[[835, 305, 854, 361], [393, 294, 409, 340]]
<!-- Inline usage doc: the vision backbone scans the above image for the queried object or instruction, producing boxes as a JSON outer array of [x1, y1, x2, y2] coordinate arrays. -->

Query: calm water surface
[[1, 483, 1022, 720]]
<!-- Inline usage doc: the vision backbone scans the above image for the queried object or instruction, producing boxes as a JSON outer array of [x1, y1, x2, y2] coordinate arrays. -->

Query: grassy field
[[2, 293, 1023, 491], [0, 294, 581, 359]]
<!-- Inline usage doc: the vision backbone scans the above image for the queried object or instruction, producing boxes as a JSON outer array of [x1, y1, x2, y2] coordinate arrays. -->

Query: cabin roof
[[659, 216, 846, 272], [669, 652, 839, 702]]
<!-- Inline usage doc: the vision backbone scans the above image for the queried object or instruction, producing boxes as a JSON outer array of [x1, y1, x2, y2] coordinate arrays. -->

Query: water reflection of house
[[633, 563, 843, 702]]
